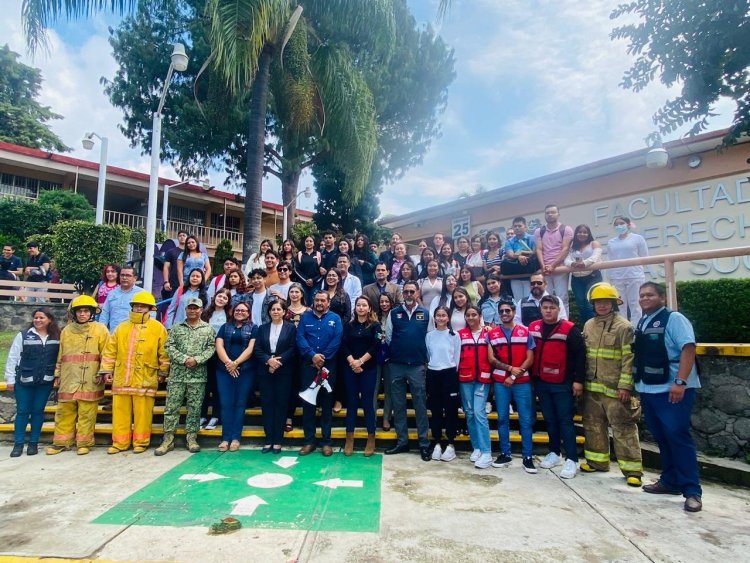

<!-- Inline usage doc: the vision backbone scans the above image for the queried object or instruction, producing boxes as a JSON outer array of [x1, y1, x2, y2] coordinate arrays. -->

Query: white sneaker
[[539, 452, 562, 469], [205, 417, 219, 430], [431, 444, 443, 461], [469, 448, 481, 462], [199, 417, 207, 429], [485, 402, 493, 414], [440, 445, 456, 462], [560, 458, 578, 479], [474, 452, 493, 469]]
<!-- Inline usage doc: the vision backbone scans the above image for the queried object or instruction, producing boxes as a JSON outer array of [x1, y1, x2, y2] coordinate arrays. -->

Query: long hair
[[438, 274, 457, 308], [186, 267, 208, 306], [280, 239, 296, 261], [377, 292, 394, 324], [351, 296, 377, 327], [571, 224, 594, 251], [324, 267, 345, 297], [257, 238, 274, 256], [433, 305, 454, 335], [397, 261, 416, 284], [202, 288, 231, 323], [287, 282, 307, 306], [99, 263, 121, 284], [28, 308, 61, 339], [449, 287, 470, 319], [224, 269, 248, 294], [180, 235, 202, 261], [352, 233, 370, 259]]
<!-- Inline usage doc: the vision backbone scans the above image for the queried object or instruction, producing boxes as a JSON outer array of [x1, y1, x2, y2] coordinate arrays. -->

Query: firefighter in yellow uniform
[[46, 295, 110, 455], [99, 291, 170, 454], [581, 283, 643, 486]]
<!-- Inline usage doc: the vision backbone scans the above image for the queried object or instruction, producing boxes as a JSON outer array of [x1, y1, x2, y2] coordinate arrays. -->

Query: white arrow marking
[[273, 456, 298, 469], [314, 478, 363, 489], [230, 495, 267, 516], [179, 472, 227, 483]]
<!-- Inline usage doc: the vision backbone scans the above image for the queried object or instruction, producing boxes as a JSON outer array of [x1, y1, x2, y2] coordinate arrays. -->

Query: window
[[211, 212, 240, 232]]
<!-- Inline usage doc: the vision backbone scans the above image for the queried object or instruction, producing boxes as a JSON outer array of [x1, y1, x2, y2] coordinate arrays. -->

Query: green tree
[[42, 220, 131, 292], [0, 44, 70, 151], [212, 239, 234, 270], [612, 1, 750, 145], [37, 190, 95, 222], [0, 196, 62, 244]]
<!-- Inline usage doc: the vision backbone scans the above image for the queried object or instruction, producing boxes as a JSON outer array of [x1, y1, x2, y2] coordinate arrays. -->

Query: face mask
[[614, 224, 628, 235]]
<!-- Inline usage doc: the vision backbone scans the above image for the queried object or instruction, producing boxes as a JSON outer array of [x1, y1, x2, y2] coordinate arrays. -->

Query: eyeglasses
[[530, 281, 544, 286], [402, 289, 417, 294], [499, 309, 513, 314], [234, 309, 249, 314]]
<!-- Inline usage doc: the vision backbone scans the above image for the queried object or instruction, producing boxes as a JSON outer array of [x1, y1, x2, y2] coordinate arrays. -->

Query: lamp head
[[171, 43, 189, 72], [303, 187, 312, 198], [82, 133, 95, 150]]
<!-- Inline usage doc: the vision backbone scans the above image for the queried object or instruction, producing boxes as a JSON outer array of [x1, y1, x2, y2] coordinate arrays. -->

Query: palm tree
[[22, 0, 394, 260]]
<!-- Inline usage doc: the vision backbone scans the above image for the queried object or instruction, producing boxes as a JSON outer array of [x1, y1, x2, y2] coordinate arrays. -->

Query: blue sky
[[2, 0, 734, 217]]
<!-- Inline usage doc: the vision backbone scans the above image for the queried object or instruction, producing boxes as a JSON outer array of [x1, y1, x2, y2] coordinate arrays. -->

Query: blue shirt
[[481, 296, 502, 326], [634, 307, 700, 394], [296, 309, 343, 362], [503, 233, 535, 255], [99, 285, 141, 333]]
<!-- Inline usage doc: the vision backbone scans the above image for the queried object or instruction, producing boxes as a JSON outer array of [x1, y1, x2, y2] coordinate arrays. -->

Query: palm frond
[[311, 43, 377, 205], [204, 0, 290, 93], [22, 0, 137, 55]]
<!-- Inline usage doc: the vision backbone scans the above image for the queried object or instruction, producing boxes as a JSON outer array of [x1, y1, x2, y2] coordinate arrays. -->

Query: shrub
[[677, 279, 750, 343], [213, 239, 235, 271], [37, 190, 94, 222]]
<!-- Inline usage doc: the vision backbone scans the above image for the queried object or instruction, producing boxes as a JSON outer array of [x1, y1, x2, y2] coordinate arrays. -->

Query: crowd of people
[[3, 204, 703, 513]]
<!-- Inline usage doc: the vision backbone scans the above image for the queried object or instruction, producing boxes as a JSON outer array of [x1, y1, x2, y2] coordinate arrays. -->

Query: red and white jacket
[[488, 324, 531, 383], [529, 319, 574, 384], [457, 326, 492, 383]]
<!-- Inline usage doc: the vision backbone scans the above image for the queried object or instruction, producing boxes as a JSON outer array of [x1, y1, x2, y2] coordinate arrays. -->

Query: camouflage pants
[[583, 391, 643, 477], [163, 381, 206, 433]]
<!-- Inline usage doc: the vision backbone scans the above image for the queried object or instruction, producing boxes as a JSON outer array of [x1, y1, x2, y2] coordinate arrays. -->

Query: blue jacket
[[386, 304, 429, 365], [296, 309, 343, 363]]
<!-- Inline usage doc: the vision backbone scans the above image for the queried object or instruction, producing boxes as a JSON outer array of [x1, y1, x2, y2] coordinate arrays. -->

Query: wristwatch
[[674, 378, 687, 386], [509, 374, 517, 382]]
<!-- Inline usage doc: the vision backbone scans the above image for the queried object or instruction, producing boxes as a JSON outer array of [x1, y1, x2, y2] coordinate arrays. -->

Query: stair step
[[0, 422, 584, 444]]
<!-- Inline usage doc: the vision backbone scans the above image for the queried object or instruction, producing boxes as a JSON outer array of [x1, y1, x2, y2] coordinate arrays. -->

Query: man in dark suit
[[362, 262, 402, 310]]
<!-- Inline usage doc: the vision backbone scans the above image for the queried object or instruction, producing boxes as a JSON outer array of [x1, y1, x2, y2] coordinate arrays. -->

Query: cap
[[185, 297, 203, 308], [26, 241, 39, 248]]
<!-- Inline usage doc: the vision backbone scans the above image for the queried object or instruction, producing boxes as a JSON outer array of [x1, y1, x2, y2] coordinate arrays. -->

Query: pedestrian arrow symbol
[[230, 495, 267, 516], [273, 456, 298, 469], [179, 472, 227, 482], [314, 478, 363, 489]]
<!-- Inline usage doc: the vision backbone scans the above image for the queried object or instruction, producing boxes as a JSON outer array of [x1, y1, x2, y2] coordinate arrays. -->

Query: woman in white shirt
[[607, 216, 649, 326], [419, 259, 443, 306], [425, 306, 461, 462]]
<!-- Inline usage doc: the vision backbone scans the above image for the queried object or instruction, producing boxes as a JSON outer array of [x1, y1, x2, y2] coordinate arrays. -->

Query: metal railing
[[535, 246, 750, 311]]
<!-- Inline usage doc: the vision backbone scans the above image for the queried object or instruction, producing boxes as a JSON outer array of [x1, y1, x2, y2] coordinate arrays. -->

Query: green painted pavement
[[93, 450, 382, 532]]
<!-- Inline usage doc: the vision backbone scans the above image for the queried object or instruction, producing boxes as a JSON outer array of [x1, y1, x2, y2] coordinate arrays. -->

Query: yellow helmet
[[587, 282, 623, 304], [70, 294, 101, 314], [129, 291, 157, 310]]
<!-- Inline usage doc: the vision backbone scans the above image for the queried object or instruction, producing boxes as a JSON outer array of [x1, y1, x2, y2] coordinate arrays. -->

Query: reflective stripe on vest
[[457, 327, 491, 383], [488, 324, 530, 383], [529, 320, 572, 384]]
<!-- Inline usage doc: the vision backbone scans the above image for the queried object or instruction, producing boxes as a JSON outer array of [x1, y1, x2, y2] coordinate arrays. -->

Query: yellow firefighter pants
[[111, 394, 156, 450], [52, 400, 99, 447], [583, 391, 643, 476]]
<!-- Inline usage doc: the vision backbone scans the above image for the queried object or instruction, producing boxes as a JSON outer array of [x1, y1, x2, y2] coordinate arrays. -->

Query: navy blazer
[[253, 321, 297, 376]]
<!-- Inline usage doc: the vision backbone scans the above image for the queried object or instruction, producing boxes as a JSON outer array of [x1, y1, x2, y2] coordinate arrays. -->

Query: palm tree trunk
[[243, 46, 272, 262], [281, 169, 302, 241]]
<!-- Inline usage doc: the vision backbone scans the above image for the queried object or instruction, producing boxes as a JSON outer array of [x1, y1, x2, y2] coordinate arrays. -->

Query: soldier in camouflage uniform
[[156, 297, 216, 455]]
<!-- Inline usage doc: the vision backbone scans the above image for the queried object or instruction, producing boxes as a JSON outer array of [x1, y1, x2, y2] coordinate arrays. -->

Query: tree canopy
[[0, 44, 70, 151], [611, 0, 750, 145]]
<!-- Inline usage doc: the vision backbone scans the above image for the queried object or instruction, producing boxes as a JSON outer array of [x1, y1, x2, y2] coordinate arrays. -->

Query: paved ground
[[1, 443, 749, 563]]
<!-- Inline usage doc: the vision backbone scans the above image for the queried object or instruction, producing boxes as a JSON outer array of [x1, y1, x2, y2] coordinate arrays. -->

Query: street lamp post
[[161, 178, 209, 232], [143, 43, 189, 292], [82, 132, 108, 224], [282, 187, 312, 241]]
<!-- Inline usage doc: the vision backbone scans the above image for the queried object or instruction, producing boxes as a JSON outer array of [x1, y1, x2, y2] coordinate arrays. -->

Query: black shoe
[[522, 457, 538, 474], [10, 443, 24, 458], [492, 453, 513, 468], [261, 446, 272, 454], [384, 443, 410, 455], [420, 446, 431, 461], [27, 443, 38, 456]]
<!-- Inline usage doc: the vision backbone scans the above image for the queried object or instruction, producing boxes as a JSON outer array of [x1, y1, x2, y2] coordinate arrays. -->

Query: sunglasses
[[499, 309, 513, 314], [530, 281, 544, 286], [277, 267, 289, 272]]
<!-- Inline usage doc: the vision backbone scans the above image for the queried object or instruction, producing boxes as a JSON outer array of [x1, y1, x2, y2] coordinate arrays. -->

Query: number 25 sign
[[452, 216, 470, 239]]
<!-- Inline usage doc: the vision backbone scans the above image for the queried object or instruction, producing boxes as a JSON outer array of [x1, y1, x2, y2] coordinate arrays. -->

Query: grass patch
[[0, 330, 16, 368]]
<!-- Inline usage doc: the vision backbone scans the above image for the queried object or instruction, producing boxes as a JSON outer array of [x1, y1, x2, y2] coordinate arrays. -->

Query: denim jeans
[[570, 271, 603, 324], [536, 380, 578, 461], [494, 381, 534, 458], [13, 383, 53, 443], [345, 365, 377, 434], [641, 389, 702, 497], [216, 371, 254, 441], [459, 380, 491, 454]]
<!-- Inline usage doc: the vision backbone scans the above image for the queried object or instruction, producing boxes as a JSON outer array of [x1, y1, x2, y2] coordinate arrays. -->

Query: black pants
[[258, 369, 292, 445], [200, 355, 221, 420], [286, 358, 300, 421], [426, 367, 460, 443], [301, 361, 338, 446]]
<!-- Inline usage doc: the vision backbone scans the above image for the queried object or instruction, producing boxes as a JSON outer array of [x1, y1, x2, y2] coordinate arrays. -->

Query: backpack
[[540, 224, 566, 240]]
